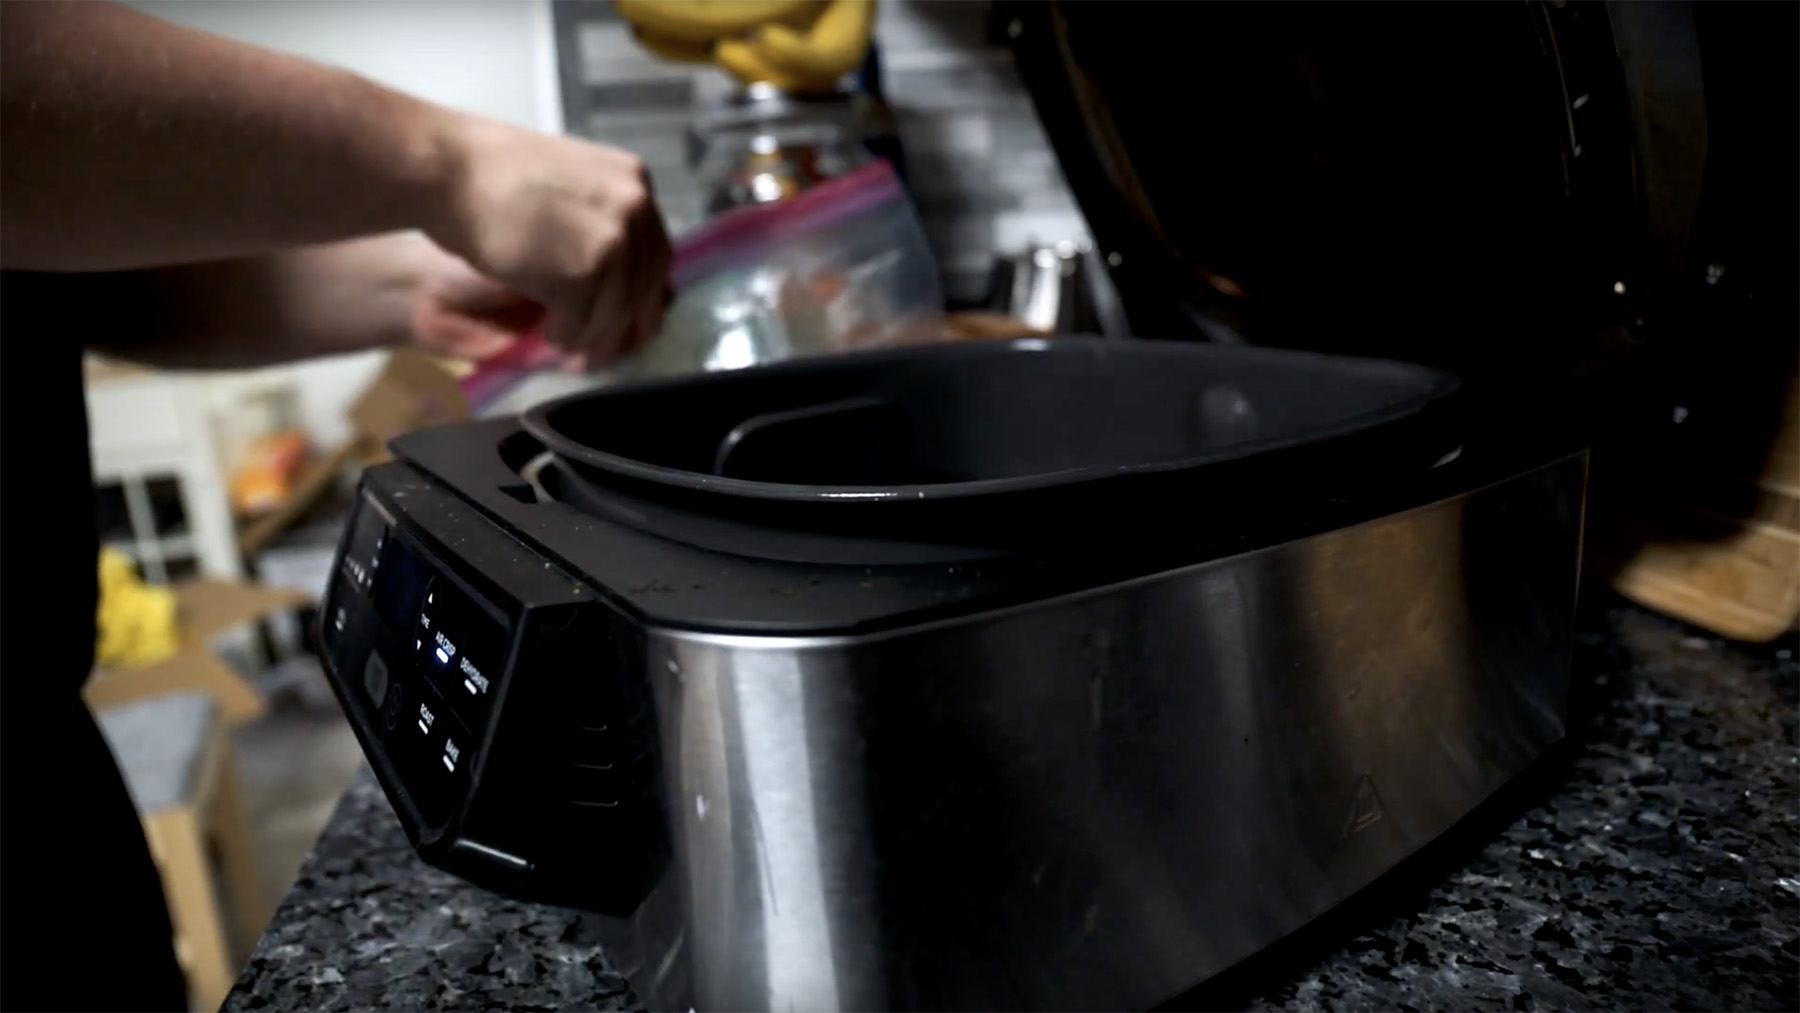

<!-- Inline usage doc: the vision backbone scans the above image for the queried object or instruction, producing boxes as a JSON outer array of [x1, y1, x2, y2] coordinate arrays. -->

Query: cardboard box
[[348, 348, 470, 461], [86, 579, 313, 725], [236, 349, 468, 557]]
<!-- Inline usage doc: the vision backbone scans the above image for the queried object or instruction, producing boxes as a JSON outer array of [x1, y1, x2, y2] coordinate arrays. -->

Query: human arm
[[62, 233, 544, 371], [0, 1, 452, 272], [1, 1, 669, 361]]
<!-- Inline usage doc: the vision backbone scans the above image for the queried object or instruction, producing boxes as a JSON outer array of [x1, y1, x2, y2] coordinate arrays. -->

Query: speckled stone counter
[[225, 599, 1798, 1012], [221, 771, 638, 1012]]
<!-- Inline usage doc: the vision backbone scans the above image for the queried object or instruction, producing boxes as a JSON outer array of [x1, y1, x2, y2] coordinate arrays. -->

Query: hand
[[408, 256, 544, 362], [427, 114, 673, 368], [411, 253, 628, 374]]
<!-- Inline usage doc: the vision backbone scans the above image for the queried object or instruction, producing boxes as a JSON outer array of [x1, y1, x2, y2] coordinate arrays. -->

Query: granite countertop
[[224, 598, 1799, 1012]]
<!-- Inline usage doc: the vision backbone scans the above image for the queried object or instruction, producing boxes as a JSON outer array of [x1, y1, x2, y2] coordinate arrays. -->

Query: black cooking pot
[[522, 338, 1460, 550]]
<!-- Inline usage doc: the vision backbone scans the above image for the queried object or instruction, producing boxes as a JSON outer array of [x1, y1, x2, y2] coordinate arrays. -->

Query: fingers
[[541, 286, 591, 359], [439, 279, 547, 336], [601, 164, 667, 363], [614, 225, 652, 359], [628, 203, 673, 356], [409, 297, 523, 361], [435, 320, 522, 361], [579, 232, 636, 365], [625, 168, 673, 356], [461, 131, 671, 372], [549, 161, 670, 370]]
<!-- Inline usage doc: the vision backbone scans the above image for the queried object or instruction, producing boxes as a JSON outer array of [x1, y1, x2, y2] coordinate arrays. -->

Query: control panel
[[322, 492, 497, 829], [318, 463, 667, 913]]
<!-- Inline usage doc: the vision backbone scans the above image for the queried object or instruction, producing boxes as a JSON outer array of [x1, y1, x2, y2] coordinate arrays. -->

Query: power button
[[363, 652, 391, 707], [381, 678, 405, 731]]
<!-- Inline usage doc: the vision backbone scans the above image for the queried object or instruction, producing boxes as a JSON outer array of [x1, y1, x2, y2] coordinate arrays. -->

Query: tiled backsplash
[[551, 0, 1092, 305]]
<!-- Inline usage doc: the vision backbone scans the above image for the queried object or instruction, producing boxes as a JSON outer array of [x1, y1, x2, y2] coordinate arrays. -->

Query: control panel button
[[321, 580, 349, 656], [416, 578, 508, 730], [389, 679, 473, 828], [453, 651, 493, 704], [339, 500, 388, 596], [380, 678, 404, 732], [362, 652, 390, 707], [321, 576, 374, 694], [440, 734, 463, 775]]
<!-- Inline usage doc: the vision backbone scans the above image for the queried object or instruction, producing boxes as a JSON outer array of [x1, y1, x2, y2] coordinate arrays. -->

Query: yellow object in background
[[631, 26, 715, 63], [618, 0, 875, 93], [752, 0, 876, 82], [615, 0, 826, 44], [96, 547, 181, 667], [715, 37, 835, 94]]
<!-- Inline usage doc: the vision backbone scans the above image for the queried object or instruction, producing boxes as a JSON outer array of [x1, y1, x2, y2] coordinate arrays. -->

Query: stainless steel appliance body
[[322, 340, 1583, 1010], [605, 452, 1585, 1010]]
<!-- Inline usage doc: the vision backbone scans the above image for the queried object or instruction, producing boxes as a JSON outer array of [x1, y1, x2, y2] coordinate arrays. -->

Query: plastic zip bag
[[631, 158, 944, 378], [461, 159, 943, 409]]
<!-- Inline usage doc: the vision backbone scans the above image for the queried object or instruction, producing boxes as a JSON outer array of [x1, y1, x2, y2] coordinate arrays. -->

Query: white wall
[[116, 0, 563, 447], [126, 1, 562, 133]]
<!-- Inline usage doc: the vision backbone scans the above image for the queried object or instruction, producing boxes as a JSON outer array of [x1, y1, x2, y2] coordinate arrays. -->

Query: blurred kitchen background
[[82, 2, 1795, 999]]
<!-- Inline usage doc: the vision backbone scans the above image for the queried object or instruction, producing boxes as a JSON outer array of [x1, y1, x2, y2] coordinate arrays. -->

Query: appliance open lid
[[1001, 1, 1709, 389]]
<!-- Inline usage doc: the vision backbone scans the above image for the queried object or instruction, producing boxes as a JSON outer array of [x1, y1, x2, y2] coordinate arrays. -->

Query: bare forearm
[[80, 233, 462, 369], [0, 2, 456, 271], [3, 1, 672, 364]]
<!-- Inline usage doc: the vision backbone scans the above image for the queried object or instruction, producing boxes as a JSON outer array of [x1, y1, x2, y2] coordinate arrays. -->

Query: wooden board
[[1592, 370, 1800, 642], [1592, 497, 1800, 642]]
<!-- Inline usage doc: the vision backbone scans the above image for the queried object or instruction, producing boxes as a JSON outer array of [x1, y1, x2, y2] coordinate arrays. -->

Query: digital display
[[372, 535, 432, 634]]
